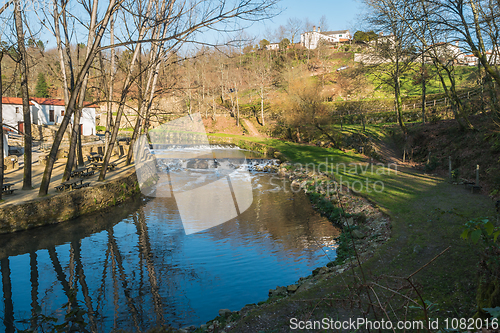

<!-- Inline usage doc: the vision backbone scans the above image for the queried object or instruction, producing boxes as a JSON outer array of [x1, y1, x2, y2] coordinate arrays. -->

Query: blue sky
[[7, 0, 365, 51], [244, 0, 365, 42]]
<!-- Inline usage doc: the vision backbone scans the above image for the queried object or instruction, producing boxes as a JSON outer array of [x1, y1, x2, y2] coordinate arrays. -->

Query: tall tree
[[363, 0, 417, 133], [14, 5, 32, 190], [63, 0, 100, 181], [39, 0, 120, 196]]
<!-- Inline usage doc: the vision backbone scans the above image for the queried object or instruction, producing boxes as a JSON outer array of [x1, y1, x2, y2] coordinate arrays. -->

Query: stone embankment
[[169, 161, 391, 333], [0, 171, 140, 234]]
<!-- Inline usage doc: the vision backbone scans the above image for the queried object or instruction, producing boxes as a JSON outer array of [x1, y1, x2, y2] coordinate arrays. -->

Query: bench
[[73, 182, 91, 190], [54, 184, 65, 191], [81, 170, 95, 177], [471, 185, 482, 193], [2, 189, 16, 195]]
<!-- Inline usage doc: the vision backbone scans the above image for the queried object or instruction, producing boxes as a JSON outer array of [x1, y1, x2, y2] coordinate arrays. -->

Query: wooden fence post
[[449, 156, 452, 181], [476, 164, 479, 186]]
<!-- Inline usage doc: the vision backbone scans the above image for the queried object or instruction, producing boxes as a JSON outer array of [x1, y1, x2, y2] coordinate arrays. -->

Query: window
[[61, 110, 65, 117], [49, 109, 55, 122], [15, 107, 19, 113]]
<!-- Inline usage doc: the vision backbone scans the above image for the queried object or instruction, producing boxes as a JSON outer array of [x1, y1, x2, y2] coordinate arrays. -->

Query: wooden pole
[[476, 164, 479, 186], [449, 156, 452, 181]]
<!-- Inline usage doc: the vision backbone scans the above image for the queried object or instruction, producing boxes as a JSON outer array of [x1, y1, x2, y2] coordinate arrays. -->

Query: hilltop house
[[426, 42, 466, 64], [300, 27, 350, 49], [1, 97, 97, 136], [265, 43, 280, 51]]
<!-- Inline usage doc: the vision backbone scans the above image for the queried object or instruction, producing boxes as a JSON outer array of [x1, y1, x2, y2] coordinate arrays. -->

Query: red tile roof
[[2, 97, 34, 105], [31, 97, 66, 106], [2, 97, 98, 108]]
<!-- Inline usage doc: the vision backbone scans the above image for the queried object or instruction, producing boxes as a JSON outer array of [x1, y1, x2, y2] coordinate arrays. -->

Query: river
[[0, 151, 339, 332]]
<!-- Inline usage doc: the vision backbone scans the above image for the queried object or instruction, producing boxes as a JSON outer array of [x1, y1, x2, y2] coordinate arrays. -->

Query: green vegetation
[[35, 73, 49, 98], [209, 124, 497, 328], [366, 64, 478, 98]]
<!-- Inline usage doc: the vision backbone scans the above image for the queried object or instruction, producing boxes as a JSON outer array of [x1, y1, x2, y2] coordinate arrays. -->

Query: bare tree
[[14, 5, 32, 190], [39, 0, 120, 196], [63, 0, 100, 181], [363, 0, 418, 133]]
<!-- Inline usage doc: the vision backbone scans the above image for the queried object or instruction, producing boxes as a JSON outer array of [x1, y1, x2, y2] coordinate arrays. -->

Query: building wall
[[33, 104, 65, 125], [2, 102, 96, 136], [81, 107, 96, 136], [301, 31, 349, 49], [2, 104, 24, 130]]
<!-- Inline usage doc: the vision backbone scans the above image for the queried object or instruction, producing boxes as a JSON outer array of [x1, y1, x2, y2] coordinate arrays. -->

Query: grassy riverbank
[[201, 129, 497, 332]]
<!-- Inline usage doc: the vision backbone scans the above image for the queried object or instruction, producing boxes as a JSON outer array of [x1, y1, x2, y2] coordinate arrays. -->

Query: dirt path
[[242, 119, 264, 138]]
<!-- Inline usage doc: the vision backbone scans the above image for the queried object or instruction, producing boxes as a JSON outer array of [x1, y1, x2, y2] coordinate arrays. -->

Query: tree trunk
[[106, 13, 115, 156], [0, 53, 4, 201], [394, 75, 406, 133], [235, 83, 240, 127], [433, 61, 466, 130], [63, 0, 98, 181], [260, 85, 265, 126], [38, 0, 116, 196], [99, 0, 154, 181], [14, 7, 32, 190], [421, 53, 426, 123]]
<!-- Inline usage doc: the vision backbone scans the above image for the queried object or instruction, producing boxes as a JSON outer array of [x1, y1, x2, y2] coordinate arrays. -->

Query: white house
[[300, 27, 351, 49], [427, 42, 466, 64], [464, 54, 479, 66], [2, 97, 97, 136], [265, 43, 280, 51]]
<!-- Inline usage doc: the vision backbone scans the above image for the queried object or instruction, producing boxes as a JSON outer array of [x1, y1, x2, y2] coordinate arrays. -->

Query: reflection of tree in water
[[207, 174, 339, 257], [0, 198, 203, 332], [0, 174, 338, 331]]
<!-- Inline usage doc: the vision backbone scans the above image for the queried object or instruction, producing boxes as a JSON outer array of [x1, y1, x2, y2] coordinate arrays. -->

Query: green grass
[[209, 128, 496, 330], [366, 64, 478, 98]]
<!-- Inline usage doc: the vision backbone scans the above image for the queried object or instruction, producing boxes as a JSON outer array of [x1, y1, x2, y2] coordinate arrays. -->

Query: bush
[[424, 156, 440, 172]]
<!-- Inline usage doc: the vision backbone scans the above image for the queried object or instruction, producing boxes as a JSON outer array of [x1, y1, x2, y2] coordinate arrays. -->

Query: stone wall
[[0, 171, 140, 234]]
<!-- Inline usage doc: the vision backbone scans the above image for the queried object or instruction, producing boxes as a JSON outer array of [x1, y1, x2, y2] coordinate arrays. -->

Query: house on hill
[[300, 27, 351, 49], [1, 97, 97, 136], [426, 42, 466, 64], [265, 43, 280, 51]]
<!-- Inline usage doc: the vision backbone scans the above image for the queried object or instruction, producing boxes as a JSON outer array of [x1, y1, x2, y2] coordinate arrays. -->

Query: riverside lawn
[[203, 131, 496, 332]]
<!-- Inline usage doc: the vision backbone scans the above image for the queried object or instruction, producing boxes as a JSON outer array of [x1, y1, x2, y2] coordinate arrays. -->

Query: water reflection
[[0, 174, 339, 332]]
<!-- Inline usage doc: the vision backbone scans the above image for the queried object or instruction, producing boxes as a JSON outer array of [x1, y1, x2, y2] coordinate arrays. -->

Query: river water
[[0, 151, 339, 332]]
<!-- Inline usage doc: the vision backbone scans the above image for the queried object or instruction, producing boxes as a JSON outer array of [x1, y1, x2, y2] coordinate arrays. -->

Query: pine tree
[[35, 73, 49, 98]]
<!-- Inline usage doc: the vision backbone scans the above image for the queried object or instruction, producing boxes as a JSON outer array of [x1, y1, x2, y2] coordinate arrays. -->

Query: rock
[[177, 330, 188, 333], [269, 286, 287, 297], [219, 309, 232, 317], [181, 325, 196, 332], [287, 284, 298, 292], [296, 280, 315, 292], [241, 303, 256, 312], [312, 266, 329, 276], [351, 229, 365, 239], [200, 324, 207, 330]]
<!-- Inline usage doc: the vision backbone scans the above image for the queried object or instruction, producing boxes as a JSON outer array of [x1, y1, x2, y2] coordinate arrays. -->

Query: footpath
[[0, 156, 134, 208]]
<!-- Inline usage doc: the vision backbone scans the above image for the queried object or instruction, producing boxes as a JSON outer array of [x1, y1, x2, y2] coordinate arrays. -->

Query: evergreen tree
[[35, 73, 49, 98]]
